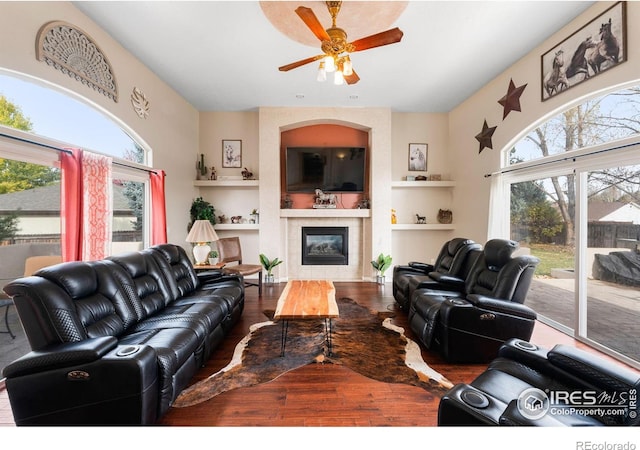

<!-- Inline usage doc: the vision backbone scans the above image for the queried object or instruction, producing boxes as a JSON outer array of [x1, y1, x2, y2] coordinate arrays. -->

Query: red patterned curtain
[[60, 149, 113, 261], [150, 169, 167, 245]]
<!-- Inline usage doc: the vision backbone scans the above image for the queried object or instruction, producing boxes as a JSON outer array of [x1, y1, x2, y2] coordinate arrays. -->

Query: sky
[[0, 73, 137, 159]]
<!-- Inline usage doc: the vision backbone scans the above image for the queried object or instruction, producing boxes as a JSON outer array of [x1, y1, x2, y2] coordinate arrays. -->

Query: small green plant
[[371, 253, 393, 276], [259, 254, 283, 276], [208, 250, 218, 258], [189, 196, 215, 229]]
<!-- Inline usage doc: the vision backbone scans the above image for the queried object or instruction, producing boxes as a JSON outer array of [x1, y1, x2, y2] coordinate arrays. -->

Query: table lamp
[[186, 219, 219, 265]]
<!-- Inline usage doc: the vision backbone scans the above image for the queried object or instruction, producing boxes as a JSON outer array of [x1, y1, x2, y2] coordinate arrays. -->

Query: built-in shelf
[[214, 224, 259, 230], [391, 181, 456, 188], [280, 209, 371, 218], [391, 223, 455, 230], [194, 180, 259, 187]]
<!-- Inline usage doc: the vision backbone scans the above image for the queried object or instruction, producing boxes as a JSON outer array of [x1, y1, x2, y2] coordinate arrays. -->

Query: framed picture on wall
[[408, 143, 427, 172], [222, 139, 242, 168], [541, 1, 626, 101]]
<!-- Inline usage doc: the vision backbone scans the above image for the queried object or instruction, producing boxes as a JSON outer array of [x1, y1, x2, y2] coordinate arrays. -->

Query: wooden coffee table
[[273, 280, 339, 356]]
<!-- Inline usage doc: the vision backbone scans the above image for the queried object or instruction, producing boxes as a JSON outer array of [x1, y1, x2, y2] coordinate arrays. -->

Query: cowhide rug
[[173, 297, 453, 408]]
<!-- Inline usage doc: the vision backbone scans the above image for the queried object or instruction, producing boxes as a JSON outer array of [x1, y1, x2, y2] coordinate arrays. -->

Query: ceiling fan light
[[324, 55, 335, 72], [334, 70, 345, 85], [317, 62, 327, 82], [342, 58, 353, 76]]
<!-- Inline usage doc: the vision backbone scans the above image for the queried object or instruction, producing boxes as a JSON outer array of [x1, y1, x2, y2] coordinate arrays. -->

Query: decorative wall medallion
[[131, 87, 150, 119], [475, 120, 497, 154], [36, 21, 118, 102]]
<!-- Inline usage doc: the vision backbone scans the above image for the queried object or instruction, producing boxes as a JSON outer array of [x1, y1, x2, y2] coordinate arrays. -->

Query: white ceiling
[[73, 1, 595, 113]]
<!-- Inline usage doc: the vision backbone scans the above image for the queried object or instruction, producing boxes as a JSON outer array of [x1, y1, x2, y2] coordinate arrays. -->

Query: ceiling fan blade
[[345, 70, 360, 85], [279, 55, 324, 72], [295, 6, 330, 42], [349, 27, 404, 52]]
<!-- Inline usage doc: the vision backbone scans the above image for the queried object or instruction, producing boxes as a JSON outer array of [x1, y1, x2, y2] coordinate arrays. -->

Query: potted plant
[[208, 250, 219, 265], [249, 208, 259, 224], [259, 253, 283, 285], [371, 253, 393, 284], [189, 196, 215, 230]]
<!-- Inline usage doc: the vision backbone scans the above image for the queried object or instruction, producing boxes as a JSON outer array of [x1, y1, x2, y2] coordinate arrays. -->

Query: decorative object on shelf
[[314, 189, 337, 208], [282, 195, 293, 209], [222, 139, 242, 168], [230, 215, 242, 224], [356, 196, 370, 209], [217, 215, 227, 224], [241, 167, 254, 180], [391, 209, 397, 224], [208, 250, 219, 265], [437, 209, 453, 224], [405, 175, 415, 181], [196, 154, 208, 180], [130, 87, 149, 119], [36, 21, 118, 102], [475, 119, 497, 153], [408, 143, 427, 171], [249, 209, 259, 224], [428, 174, 442, 181], [541, 1, 626, 102], [498, 78, 527, 119], [371, 253, 392, 285], [189, 196, 215, 229], [415, 175, 427, 181], [209, 166, 217, 180], [186, 219, 219, 265], [415, 214, 426, 224], [259, 254, 283, 285]]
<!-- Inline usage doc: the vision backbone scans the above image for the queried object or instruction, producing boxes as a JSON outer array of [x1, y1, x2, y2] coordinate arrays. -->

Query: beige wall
[[449, 1, 640, 244], [0, 2, 199, 246]]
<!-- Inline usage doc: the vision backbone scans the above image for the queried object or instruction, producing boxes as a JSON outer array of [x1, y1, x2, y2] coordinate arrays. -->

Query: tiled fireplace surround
[[258, 107, 392, 282]]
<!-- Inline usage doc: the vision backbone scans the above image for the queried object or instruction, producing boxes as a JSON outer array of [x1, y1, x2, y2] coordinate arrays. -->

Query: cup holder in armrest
[[449, 299, 468, 306], [460, 389, 490, 409], [116, 345, 140, 357], [513, 340, 538, 351]]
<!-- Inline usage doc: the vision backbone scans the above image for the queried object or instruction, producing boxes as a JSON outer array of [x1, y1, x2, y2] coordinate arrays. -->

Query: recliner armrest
[[427, 272, 465, 290], [465, 294, 537, 320], [408, 261, 434, 273], [3, 336, 118, 378]]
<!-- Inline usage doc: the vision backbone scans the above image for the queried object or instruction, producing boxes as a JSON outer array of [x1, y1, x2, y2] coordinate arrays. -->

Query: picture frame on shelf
[[408, 143, 427, 171], [541, 1, 626, 102], [222, 139, 242, 168]]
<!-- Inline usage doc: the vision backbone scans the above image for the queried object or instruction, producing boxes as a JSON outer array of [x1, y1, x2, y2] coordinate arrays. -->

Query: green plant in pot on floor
[[259, 254, 283, 285], [371, 253, 392, 284]]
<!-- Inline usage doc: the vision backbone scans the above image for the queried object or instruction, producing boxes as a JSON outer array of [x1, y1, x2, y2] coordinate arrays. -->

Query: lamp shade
[[186, 220, 219, 265]]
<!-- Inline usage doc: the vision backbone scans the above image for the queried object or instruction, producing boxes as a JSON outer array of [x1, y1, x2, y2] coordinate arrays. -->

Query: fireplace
[[302, 226, 349, 265]]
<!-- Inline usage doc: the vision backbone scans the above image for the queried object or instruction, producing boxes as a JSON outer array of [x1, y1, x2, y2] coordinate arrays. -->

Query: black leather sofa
[[392, 237, 481, 312], [409, 239, 540, 363], [1, 243, 244, 425], [439, 338, 640, 426]]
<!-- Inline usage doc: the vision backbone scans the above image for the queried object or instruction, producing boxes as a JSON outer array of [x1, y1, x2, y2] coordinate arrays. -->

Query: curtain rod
[[484, 140, 639, 178], [0, 131, 156, 174]]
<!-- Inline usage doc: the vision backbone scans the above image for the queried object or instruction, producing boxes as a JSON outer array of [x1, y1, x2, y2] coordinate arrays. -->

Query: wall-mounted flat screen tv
[[285, 147, 366, 193]]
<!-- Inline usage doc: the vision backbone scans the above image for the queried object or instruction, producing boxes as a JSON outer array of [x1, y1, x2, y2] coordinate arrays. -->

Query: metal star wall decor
[[475, 120, 497, 153], [498, 79, 527, 119]]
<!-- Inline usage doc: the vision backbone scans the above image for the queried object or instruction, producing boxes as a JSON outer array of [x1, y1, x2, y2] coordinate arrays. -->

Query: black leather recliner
[[438, 338, 640, 426], [409, 238, 540, 363], [392, 237, 481, 311]]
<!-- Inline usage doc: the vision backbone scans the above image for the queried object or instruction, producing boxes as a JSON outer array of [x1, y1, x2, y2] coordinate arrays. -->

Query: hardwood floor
[[0, 281, 632, 429]]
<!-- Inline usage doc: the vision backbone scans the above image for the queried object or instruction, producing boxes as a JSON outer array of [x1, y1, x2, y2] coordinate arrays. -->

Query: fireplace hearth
[[302, 226, 349, 265]]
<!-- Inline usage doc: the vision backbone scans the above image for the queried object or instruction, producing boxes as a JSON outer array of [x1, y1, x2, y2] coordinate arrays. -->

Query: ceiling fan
[[278, 1, 404, 85]]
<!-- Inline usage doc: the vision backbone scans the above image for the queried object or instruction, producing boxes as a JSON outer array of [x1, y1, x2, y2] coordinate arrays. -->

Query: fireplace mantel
[[280, 209, 370, 218]]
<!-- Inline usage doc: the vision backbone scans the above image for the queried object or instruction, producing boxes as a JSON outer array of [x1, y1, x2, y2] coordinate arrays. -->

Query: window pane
[[510, 175, 576, 331], [0, 161, 61, 377], [112, 179, 145, 255], [587, 164, 640, 360], [510, 85, 640, 164]]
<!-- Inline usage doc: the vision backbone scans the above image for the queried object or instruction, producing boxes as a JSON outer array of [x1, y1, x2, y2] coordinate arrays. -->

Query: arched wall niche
[[280, 121, 370, 209]]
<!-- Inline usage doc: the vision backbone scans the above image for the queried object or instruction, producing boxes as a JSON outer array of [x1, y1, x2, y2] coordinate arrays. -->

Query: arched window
[[498, 83, 640, 368]]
